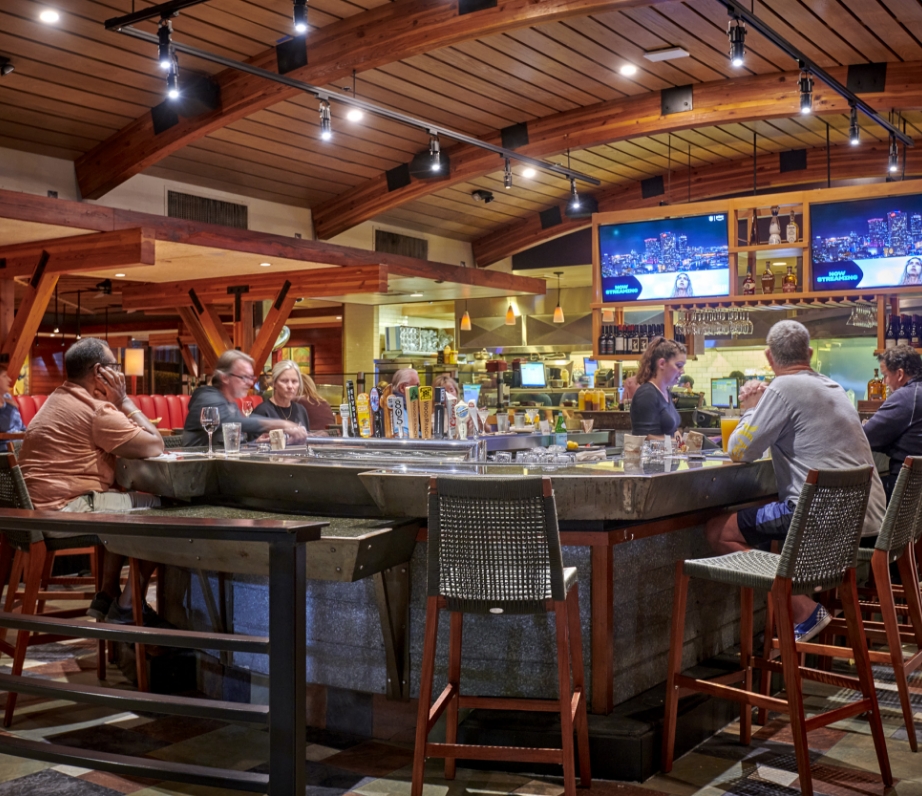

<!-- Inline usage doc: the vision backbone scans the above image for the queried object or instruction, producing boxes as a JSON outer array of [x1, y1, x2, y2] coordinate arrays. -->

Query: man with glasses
[[19, 337, 167, 624], [182, 350, 307, 447]]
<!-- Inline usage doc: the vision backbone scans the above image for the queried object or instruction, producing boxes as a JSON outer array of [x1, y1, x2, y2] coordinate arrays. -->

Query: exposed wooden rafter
[[1, 252, 59, 380], [176, 307, 220, 371], [250, 281, 297, 370], [0, 229, 155, 279], [311, 62, 922, 241]]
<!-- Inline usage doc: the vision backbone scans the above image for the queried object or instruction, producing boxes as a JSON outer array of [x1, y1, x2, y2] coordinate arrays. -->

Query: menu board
[[811, 194, 922, 290], [598, 213, 731, 302]]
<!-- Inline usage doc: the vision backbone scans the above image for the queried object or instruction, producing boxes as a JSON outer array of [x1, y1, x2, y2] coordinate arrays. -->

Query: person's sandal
[[86, 592, 113, 621]]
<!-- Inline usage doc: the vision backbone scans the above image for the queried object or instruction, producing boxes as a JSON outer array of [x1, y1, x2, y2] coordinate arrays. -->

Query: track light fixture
[[553, 272, 565, 324], [569, 178, 580, 211], [728, 17, 745, 68], [319, 100, 332, 141], [0, 57, 12, 77], [429, 132, 441, 172], [166, 60, 179, 99], [848, 104, 859, 146], [157, 17, 173, 69], [293, 0, 308, 34], [889, 134, 900, 174], [503, 158, 512, 190], [798, 66, 813, 114], [346, 70, 363, 122]]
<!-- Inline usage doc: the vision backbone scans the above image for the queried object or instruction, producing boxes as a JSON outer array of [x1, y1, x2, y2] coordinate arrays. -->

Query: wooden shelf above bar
[[591, 292, 891, 310], [730, 242, 808, 254]]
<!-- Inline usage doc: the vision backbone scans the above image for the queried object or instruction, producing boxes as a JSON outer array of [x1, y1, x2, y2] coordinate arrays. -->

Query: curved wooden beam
[[472, 141, 922, 267], [312, 62, 922, 240], [75, 0, 664, 200]]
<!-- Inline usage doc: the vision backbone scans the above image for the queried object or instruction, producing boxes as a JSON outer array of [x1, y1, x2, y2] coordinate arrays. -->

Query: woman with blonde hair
[[629, 336, 687, 440], [295, 372, 335, 432], [251, 360, 310, 433]]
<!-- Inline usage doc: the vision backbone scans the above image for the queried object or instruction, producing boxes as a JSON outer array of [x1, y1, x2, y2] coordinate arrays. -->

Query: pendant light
[[460, 299, 472, 331], [75, 290, 82, 339], [52, 285, 59, 335], [505, 300, 516, 325], [552, 271, 565, 324]]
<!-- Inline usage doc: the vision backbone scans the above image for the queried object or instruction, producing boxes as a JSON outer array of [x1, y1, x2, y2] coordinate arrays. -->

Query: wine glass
[[242, 400, 254, 417], [200, 406, 221, 457]]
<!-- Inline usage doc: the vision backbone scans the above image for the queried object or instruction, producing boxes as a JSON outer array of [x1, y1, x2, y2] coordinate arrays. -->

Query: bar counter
[[117, 444, 777, 716]]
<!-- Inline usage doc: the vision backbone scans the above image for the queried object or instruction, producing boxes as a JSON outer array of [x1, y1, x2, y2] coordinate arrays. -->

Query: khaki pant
[[45, 491, 161, 538]]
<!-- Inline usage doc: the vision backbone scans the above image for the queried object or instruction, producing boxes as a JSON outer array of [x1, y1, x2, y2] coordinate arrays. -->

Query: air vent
[[167, 191, 248, 229], [374, 230, 428, 260]]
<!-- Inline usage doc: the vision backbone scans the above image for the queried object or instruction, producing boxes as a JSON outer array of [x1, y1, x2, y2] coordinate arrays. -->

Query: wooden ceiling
[[1, 0, 921, 253]]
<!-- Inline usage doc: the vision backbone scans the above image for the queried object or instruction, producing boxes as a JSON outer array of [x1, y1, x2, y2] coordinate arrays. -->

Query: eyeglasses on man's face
[[229, 371, 256, 384], [98, 360, 123, 372]]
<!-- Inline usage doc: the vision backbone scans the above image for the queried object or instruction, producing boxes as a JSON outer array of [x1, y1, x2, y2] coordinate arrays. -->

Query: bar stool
[[662, 467, 892, 796], [413, 476, 590, 796]]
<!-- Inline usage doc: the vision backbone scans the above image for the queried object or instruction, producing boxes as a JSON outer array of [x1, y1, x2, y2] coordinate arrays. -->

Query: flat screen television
[[811, 194, 922, 291], [519, 362, 547, 388], [710, 377, 739, 409], [598, 213, 731, 302]]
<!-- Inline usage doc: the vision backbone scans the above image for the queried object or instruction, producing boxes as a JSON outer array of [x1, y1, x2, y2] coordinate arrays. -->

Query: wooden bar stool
[[413, 476, 590, 796], [662, 466, 892, 796]]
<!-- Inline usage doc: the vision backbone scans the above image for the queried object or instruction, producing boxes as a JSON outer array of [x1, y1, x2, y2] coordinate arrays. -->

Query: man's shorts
[[736, 500, 796, 550]]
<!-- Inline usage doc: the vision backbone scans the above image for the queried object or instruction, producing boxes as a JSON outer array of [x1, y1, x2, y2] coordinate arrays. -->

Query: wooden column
[[0, 278, 14, 348], [177, 337, 199, 380], [1, 252, 59, 381], [250, 281, 296, 371], [177, 307, 220, 372]]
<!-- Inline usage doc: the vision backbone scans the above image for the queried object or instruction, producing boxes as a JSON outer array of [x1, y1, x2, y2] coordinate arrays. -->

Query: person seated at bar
[[0, 357, 25, 434], [18, 338, 166, 624], [433, 373, 459, 398], [250, 360, 310, 435], [706, 320, 886, 641], [296, 374, 335, 433], [182, 350, 307, 447], [863, 345, 922, 501], [629, 337, 686, 442]]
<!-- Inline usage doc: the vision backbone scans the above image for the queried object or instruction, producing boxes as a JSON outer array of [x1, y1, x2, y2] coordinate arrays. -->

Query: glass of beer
[[720, 417, 740, 452]]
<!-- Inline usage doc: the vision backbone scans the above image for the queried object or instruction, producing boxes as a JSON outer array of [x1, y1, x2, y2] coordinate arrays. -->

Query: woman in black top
[[251, 360, 310, 438], [629, 336, 687, 440]]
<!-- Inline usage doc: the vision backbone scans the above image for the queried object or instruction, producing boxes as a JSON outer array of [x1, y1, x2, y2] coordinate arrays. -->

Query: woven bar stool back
[[663, 466, 893, 796], [413, 476, 590, 796], [428, 476, 565, 614]]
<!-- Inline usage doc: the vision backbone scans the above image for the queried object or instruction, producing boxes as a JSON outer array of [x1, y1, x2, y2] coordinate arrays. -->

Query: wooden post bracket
[[1, 251, 59, 381], [249, 281, 296, 372]]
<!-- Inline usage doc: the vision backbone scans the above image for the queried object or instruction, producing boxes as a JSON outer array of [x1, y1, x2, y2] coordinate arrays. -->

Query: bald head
[[392, 368, 420, 398]]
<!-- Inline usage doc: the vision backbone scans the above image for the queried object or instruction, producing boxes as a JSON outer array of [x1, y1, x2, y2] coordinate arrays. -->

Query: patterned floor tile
[[0, 767, 125, 794], [47, 724, 173, 757], [78, 770, 156, 794], [325, 741, 415, 777]]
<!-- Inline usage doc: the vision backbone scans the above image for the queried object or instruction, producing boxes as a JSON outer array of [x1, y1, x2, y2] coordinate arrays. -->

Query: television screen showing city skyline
[[811, 194, 922, 291], [598, 213, 731, 302]]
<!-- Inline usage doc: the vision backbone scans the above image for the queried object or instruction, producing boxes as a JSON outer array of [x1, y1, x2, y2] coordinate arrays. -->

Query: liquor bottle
[[782, 266, 797, 293], [748, 208, 759, 246], [867, 368, 884, 401], [768, 206, 782, 245], [760, 263, 776, 294], [604, 326, 613, 356], [598, 326, 607, 356], [614, 325, 625, 353], [786, 209, 798, 243], [742, 268, 756, 295], [900, 315, 913, 346], [638, 325, 649, 351], [915, 315, 922, 347], [885, 316, 897, 350]]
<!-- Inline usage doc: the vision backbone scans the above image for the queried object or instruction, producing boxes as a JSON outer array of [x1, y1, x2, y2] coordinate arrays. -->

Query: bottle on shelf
[[782, 266, 797, 293], [768, 205, 782, 245], [867, 368, 884, 402], [578, 388, 587, 411], [915, 315, 922, 348], [629, 325, 639, 354], [760, 263, 776, 294], [614, 325, 625, 353], [598, 326, 606, 356], [742, 268, 756, 295], [786, 209, 798, 244], [885, 316, 898, 349], [638, 324, 649, 351], [748, 208, 759, 246], [899, 315, 913, 347]]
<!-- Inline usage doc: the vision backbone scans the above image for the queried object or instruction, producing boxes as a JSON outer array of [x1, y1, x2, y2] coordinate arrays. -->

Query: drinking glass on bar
[[222, 422, 242, 455], [201, 406, 221, 457]]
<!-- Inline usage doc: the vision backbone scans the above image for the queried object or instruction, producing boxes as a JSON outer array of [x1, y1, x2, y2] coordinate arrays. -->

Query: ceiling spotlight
[[319, 100, 332, 141], [0, 57, 12, 78], [293, 0, 308, 34], [569, 178, 580, 211], [471, 189, 494, 204], [522, 167, 536, 179], [503, 158, 512, 190], [798, 68, 813, 114], [346, 107, 363, 122], [889, 134, 899, 173], [848, 104, 859, 146], [728, 17, 746, 68], [429, 132, 441, 172], [157, 18, 173, 70], [166, 62, 180, 100], [619, 64, 638, 77], [39, 8, 59, 24]]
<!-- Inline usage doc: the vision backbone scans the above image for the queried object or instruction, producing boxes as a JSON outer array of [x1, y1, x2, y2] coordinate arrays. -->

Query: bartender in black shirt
[[629, 336, 687, 441]]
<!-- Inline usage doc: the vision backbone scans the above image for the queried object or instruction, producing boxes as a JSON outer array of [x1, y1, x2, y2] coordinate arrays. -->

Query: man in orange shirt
[[20, 338, 165, 624]]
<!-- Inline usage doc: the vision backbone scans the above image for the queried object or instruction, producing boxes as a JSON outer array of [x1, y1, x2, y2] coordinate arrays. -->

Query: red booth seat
[[13, 394, 194, 429]]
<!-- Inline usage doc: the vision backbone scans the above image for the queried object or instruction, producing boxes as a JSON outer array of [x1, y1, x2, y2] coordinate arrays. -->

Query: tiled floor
[[0, 637, 920, 795]]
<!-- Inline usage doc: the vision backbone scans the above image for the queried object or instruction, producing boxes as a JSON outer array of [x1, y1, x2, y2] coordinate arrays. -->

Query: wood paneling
[[0, 229, 155, 279], [290, 326, 343, 378], [28, 340, 66, 396]]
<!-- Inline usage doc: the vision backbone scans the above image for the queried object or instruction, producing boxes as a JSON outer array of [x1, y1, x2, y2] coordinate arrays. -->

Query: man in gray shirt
[[706, 320, 885, 641]]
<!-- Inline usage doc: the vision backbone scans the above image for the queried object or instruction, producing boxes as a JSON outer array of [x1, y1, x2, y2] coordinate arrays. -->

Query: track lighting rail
[[715, 0, 913, 148], [111, 24, 600, 187], [105, 0, 212, 29]]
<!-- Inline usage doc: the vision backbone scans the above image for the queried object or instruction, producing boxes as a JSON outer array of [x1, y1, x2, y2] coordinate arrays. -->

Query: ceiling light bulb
[[429, 133, 441, 172], [460, 309, 472, 331], [889, 134, 899, 173], [798, 69, 813, 114], [293, 0, 308, 34], [335, 315, 343, 320], [39, 9, 59, 23], [53, 325, 59, 334], [522, 167, 536, 179], [319, 100, 332, 141], [503, 158, 512, 190], [569, 178, 580, 210], [114, 273, 126, 277], [410, 292, 423, 297], [259, 262, 272, 267], [166, 64, 180, 100], [848, 105, 859, 146], [505, 302, 516, 325], [158, 19, 173, 69], [728, 17, 745, 68], [619, 64, 638, 77], [346, 107, 363, 122]]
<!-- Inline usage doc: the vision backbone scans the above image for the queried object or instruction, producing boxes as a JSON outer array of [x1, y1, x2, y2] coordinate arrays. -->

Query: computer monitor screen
[[710, 377, 739, 408], [519, 362, 547, 388], [462, 383, 482, 404], [583, 358, 598, 379]]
